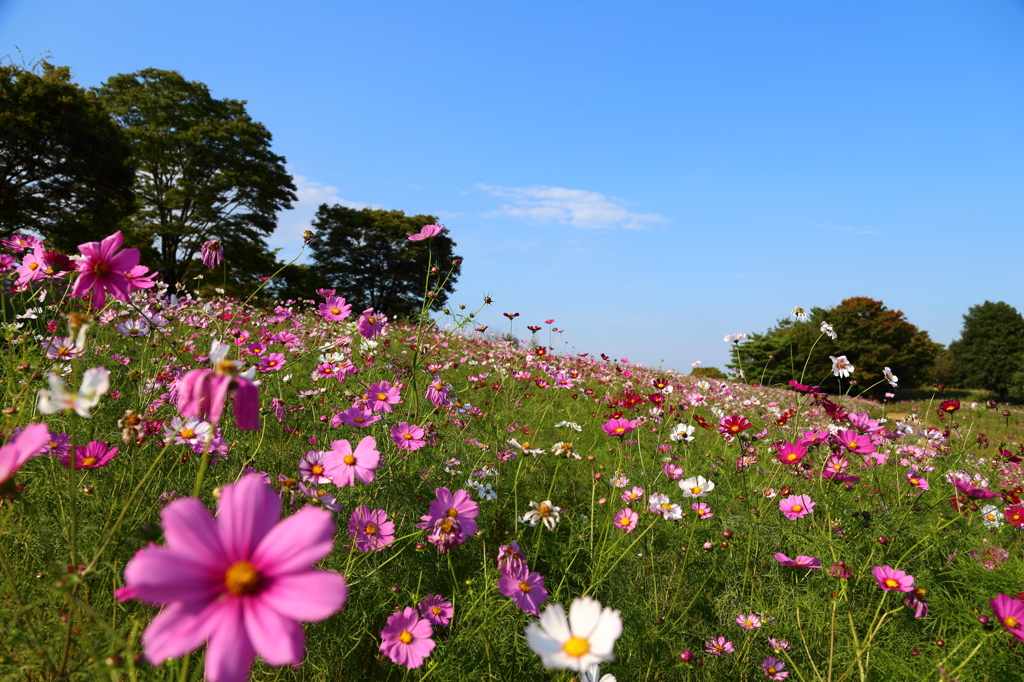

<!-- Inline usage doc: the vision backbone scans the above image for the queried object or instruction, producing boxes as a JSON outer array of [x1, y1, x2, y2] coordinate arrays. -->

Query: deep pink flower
[[317, 296, 352, 322], [331, 406, 380, 428], [348, 505, 395, 552], [796, 429, 829, 448], [602, 417, 637, 437], [391, 422, 426, 451], [366, 381, 401, 413], [59, 440, 118, 470], [176, 343, 259, 431], [905, 469, 929, 491], [0, 423, 50, 488], [406, 223, 443, 241], [415, 488, 479, 553], [952, 479, 1000, 499], [779, 494, 815, 520], [123, 476, 347, 682], [124, 264, 157, 291], [357, 308, 387, 339], [705, 636, 734, 655], [614, 507, 639, 532], [692, 501, 714, 519], [762, 656, 790, 680], [256, 353, 286, 373], [991, 594, 1024, 643], [835, 429, 875, 454], [380, 607, 435, 669], [71, 231, 140, 308], [775, 442, 808, 466], [904, 593, 929, 618], [418, 594, 453, 627], [774, 553, 822, 569], [324, 436, 380, 487], [872, 565, 915, 592], [498, 570, 548, 616], [718, 414, 752, 436], [201, 240, 223, 268]]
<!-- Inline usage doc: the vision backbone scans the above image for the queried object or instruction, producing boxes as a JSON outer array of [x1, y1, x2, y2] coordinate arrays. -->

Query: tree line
[[0, 59, 460, 318], [726, 297, 1024, 398]]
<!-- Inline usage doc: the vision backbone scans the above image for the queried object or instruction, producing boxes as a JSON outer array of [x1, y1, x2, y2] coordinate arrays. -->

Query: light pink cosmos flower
[[613, 507, 639, 532], [123, 476, 348, 682], [380, 607, 435, 669], [871, 565, 915, 592], [348, 505, 395, 552], [0, 423, 50, 488], [176, 342, 259, 431], [317, 296, 352, 322], [323, 436, 380, 487], [499, 570, 548, 616], [736, 613, 762, 630], [366, 381, 402, 413], [621, 486, 645, 503], [692, 502, 714, 519], [391, 422, 426, 451], [774, 553, 822, 569], [779, 494, 815, 520], [71, 231, 140, 308], [406, 223, 443, 241]]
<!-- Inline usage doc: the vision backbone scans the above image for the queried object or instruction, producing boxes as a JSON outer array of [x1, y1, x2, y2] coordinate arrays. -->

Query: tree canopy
[[948, 301, 1024, 398], [308, 206, 461, 319], [0, 61, 136, 245], [728, 297, 943, 396], [95, 68, 296, 290]]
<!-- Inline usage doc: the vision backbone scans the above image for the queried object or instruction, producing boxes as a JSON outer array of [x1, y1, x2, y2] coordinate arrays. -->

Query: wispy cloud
[[475, 184, 664, 230], [269, 174, 379, 261]]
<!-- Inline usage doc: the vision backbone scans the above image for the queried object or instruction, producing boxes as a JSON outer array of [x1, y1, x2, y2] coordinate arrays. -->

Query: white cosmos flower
[[37, 366, 110, 418], [580, 663, 616, 682], [884, 366, 898, 387], [981, 505, 1003, 528], [830, 355, 855, 378], [820, 321, 838, 340], [791, 306, 810, 321], [679, 475, 714, 498], [723, 333, 747, 343], [669, 423, 695, 442], [526, 596, 622, 672], [522, 500, 562, 530]]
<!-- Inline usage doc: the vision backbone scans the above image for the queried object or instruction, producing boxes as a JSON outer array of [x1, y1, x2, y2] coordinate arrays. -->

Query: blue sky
[[2, 0, 1022, 375]]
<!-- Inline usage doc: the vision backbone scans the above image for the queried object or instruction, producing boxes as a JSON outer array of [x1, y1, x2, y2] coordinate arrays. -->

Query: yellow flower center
[[691, 486, 702, 495], [519, 581, 531, 593], [330, 307, 341, 315], [884, 578, 900, 589], [82, 457, 97, 467], [312, 464, 324, 475], [180, 428, 195, 439], [791, 504, 803, 513], [786, 454, 797, 462], [563, 636, 590, 657], [619, 517, 631, 527], [431, 606, 442, 615], [1005, 616, 1020, 628], [364, 523, 377, 535], [343, 454, 356, 465], [403, 433, 413, 440], [377, 392, 387, 401], [768, 666, 777, 674], [368, 317, 377, 324], [398, 630, 413, 644], [354, 417, 365, 424], [614, 427, 625, 434], [446, 508, 458, 519], [224, 560, 261, 595], [847, 441, 858, 449]]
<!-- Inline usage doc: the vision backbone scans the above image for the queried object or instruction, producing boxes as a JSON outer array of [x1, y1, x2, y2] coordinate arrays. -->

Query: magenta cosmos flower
[[71, 231, 140, 308], [613, 507, 639, 532], [834, 429, 875, 454], [952, 478, 1000, 500], [0, 423, 50, 490], [418, 594, 453, 627], [415, 487, 480, 553], [498, 541, 529, 579], [317, 296, 352, 322], [774, 442, 807, 466], [366, 381, 402, 413], [323, 436, 380, 487], [348, 505, 395, 552], [391, 422, 426, 451], [774, 553, 822, 569], [123, 476, 348, 682], [380, 607, 435, 669], [991, 594, 1024, 643], [177, 342, 260, 431], [871, 565, 915, 592], [407, 223, 443, 241], [779, 494, 815, 520], [602, 417, 637, 437], [358, 308, 386, 339], [498, 570, 548, 616], [762, 656, 790, 680], [59, 440, 118, 470]]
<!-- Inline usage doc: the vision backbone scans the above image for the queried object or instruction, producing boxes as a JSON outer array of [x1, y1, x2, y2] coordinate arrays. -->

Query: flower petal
[[259, 571, 347, 621], [142, 600, 216, 665], [243, 597, 304, 666], [203, 599, 256, 682], [162, 497, 227, 569], [252, 505, 335, 576], [217, 476, 280, 563]]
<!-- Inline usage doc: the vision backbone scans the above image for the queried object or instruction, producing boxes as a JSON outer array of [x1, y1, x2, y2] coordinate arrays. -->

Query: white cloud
[[269, 174, 379, 262], [475, 183, 663, 230]]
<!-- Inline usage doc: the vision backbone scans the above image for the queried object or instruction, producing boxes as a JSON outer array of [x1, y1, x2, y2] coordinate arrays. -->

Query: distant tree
[[729, 297, 943, 396], [308, 206, 461, 320], [0, 61, 135, 245], [948, 301, 1024, 398], [95, 68, 296, 290], [690, 366, 727, 380]]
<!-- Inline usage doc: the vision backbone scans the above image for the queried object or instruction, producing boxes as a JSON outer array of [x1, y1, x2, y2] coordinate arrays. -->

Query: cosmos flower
[[59, 440, 119, 470], [0, 423, 50, 488], [201, 240, 223, 268], [779, 494, 815, 520], [774, 553, 822, 569], [407, 223, 443, 241], [323, 436, 380, 488], [830, 355, 855, 378], [679, 475, 714, 498], [37, 366, 110, 419], [525, 597, 622, 672], [522, 500, 562, 530], [991, 594, 1024, 643], [317, 296, 352, 322], [499, 570, 548, 616], [380, 607, 435, 669], [348, 505, 395, 552], [613, 507, 638, 532], [872, 565, 915, 592], [71, 231, 140, 308], [418, 594, 453, 627], [820, 321, 837, 340]]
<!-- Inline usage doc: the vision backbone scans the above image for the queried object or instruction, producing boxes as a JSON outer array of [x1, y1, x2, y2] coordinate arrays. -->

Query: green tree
[[729, 297, 943, 396], [95, 68, 296, 290], [0, 61, 135, 245], [948, 301, 1024, 398], [308, 206, 461, 320]]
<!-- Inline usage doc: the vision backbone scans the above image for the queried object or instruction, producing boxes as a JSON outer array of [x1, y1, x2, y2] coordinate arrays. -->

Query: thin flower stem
[[795, 606, 826, 682], [191, 431, 215, 498]]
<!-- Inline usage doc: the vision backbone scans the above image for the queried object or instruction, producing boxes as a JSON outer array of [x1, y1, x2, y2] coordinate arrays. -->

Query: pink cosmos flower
[[718, 414, 752, 436], [367, 381, 402, 413], [602, 417, 637, 437], [796, 429, 829, 448], [614, 507, 639, 532], [201, 239, 223, 268], [323, 436, 380, 488], [256, 353, 286, 373], [621, 485, 645, 503], [775, 442, 807, 466], [317, 296, 352, 322], [835, 429, 875, 454], [692, 501, 714, 519], [736, 613, 762, 630], [357, 308, 386, 339], [418, 594, 453, 626], [774, 553, 822, 569], [123, 476, 348, 682], [348, 505, 395, 552], [298, 450, 331, 485], [391, 422, 426, 451], [498, 570, 548, 616], [59, 440, 118, 470], [415, 488, 479, 553], [71, 231, 140, 308], [871, 565, 915, 592], [0, 423, 50, 489], [1, 234, 37, 252], [905, 593, 928, 618], [779, 494, 815, 520], [662, 462, 684, 480], [762, 656, 790, 680], [905, 469, 929, 491], [331, 406, 380, 428], [952, 479, 1000, 499], [407, 223, 443, 241], [991, 594, 1024, 643], [176, 342, 260, 431], [497, 541, 528, 579], [705, 636, 734, 655], [380, 607, 435, 669]]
